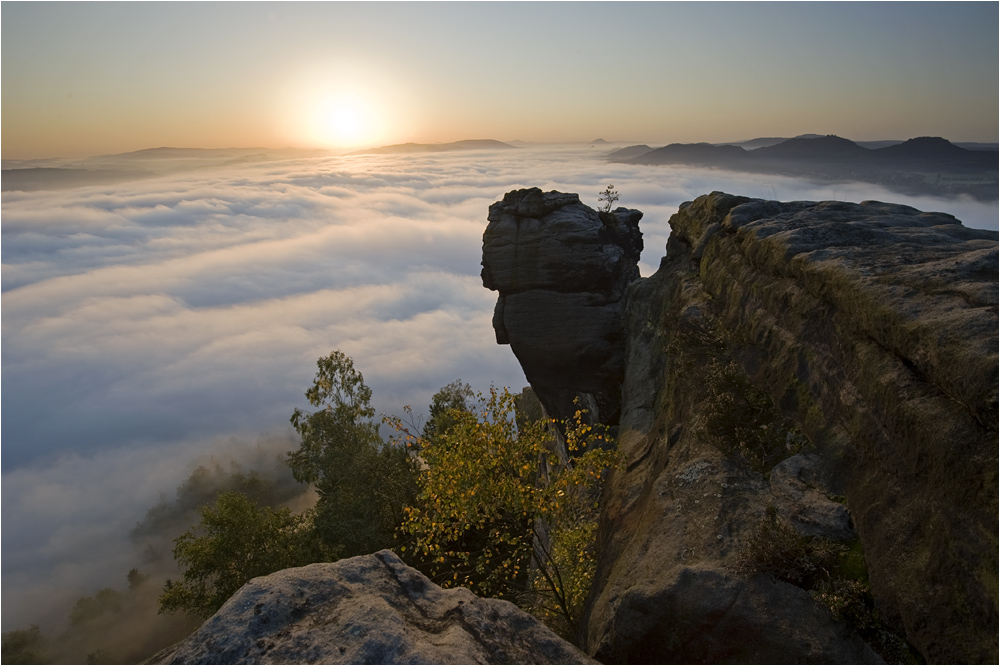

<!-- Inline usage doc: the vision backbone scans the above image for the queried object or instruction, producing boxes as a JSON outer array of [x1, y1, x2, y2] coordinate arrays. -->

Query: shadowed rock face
[[147, 550, 595, 665], [581, 192, 998, 664], [481, 187, 642, 426]]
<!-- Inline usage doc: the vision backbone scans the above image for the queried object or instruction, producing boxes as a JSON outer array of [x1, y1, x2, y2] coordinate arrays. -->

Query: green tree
[[158, 491, 327, 617], [288, 350, 418, 556], [598, 184, 619, 213], [70, 588, 123, 626], [1, 626, 46, 665], [392, 387, 618, 637], [422, 379, 474, 442]]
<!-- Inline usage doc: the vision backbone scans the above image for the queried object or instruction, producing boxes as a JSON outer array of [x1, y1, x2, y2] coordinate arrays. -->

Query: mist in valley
[[3, 143, 997, 660]]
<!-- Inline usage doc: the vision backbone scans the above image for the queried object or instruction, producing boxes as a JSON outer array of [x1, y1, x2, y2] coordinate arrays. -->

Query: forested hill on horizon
[[609, 134, 998, 201]]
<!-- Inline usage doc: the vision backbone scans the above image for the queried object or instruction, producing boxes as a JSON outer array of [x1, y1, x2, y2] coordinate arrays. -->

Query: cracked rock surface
[[147, 550, 595, 665]]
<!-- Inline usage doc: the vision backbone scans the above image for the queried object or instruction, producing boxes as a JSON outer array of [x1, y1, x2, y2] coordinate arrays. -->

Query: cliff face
[[484, 190, 998, 663]]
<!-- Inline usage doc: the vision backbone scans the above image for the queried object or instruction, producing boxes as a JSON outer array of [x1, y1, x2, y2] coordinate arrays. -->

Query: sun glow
[[307, 93, 383, 148], [279, 66, 413, 151]]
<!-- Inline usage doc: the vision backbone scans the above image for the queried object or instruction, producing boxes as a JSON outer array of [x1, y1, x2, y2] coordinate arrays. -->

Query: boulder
[[481, 187, 642, 427], [147, 550, 596, 665]]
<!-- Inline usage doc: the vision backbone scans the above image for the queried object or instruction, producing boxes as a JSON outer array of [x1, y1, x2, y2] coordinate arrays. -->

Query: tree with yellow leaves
[[388, 386, 618, 637]]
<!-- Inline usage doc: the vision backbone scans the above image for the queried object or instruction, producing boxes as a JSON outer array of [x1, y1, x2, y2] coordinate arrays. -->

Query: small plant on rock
[[598, 184, 619, 213]]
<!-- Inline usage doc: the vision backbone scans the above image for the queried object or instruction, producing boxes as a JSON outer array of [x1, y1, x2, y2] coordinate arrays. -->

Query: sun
[[307, 93, 382, 148]]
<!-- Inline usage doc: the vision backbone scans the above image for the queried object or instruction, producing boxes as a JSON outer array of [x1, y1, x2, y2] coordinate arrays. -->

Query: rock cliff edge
[[484, 189, 997, 664]]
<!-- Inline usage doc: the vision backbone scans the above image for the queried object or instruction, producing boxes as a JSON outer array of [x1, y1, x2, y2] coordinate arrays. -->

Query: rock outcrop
[[481, 187, 642, 427], [485, 190, 998, 664], [148, 550, 595, 665]]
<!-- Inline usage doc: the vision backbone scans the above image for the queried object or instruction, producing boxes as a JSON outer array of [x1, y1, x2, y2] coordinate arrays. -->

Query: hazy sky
[[3, 2, 997, 158]]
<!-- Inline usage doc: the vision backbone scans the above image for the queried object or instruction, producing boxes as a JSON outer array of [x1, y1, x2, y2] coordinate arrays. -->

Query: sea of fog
[[2, 143, 996, 631]]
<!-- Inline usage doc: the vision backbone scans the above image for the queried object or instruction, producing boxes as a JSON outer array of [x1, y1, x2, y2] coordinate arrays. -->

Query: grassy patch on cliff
[[737, 511, 922, 664]]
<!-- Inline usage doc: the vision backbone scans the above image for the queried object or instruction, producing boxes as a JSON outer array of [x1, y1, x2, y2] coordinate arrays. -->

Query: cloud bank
[[2, 144, 995, 631]]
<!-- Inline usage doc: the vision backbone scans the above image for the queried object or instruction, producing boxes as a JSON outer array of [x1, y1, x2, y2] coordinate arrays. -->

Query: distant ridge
[[752, 134, 869, 160], [606, 145, 653, 161], [351, 139, 515, 155], [615, 134, 997, 201]]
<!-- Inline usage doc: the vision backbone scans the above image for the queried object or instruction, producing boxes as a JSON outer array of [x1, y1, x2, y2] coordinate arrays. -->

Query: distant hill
[[351, 139, 515, 155], [752, 134, 870, 160], [1, 167, 156, 191], [619, 134, 997, 201], [607, 145, 654, 161], [590, 138, 610, 145], [633, 142, 751, 167]]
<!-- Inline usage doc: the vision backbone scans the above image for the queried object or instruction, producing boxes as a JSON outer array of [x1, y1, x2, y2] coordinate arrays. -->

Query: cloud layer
[[2, 145, 995, 631]]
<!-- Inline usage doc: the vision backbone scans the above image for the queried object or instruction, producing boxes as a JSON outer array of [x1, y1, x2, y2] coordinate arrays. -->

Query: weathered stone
[[581, 192, 998, 664], [147, 550, 595, 665], [481, 188, 642, 427], [770, 453, 854, 542]]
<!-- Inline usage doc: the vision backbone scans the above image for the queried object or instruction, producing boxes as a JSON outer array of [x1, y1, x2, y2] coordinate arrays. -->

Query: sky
[[2, 0, 998, 639], [2, 2, 998, 159]]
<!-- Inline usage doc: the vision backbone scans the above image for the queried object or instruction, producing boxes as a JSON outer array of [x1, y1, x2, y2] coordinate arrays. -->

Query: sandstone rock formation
[[584, 193, 998, 664], [147, 550, 595, 665], [481, 187, 642, 427], [484, 189, 997, 663]]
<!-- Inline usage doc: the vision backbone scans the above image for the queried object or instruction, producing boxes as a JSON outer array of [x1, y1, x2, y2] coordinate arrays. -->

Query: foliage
[[158, 491, 330, 617], [422, 379, 474, 442], [680, 322, 807, 473], [734, 509, 846, 587], [288, 350, 418, 557], [70, 588, 124, 626], [598, 184, 619, 213], [391, 387, 618, 637], [736, 512, 919, 663], [127, 568, 150, 591], [130, 438, 308, 564], [1, 625, 46, 665]]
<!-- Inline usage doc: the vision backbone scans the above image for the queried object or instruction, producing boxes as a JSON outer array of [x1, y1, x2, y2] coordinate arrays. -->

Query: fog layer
[[3, 145, 995, 631]]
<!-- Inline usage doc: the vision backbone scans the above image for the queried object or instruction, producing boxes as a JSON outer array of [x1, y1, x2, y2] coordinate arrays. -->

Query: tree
[[158, 491, 327, 617], [288, 350, 418, 556], [1, 626, 46, 665], [70, 588, 123, 626], [598, 184, 619, 213], [422, 379, 474, 442], [392, 386, 618, 637]]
